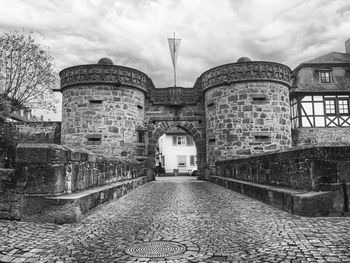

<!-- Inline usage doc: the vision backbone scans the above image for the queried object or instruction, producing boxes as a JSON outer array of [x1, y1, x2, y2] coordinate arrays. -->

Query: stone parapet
[[215, 146, 350, 191], [0, 122, 61, 168], [200, 61, 292, 92], [59, 64, 149, 93], [148, 86, 202, 105], [0, 143, 148, 221], [212, 176, 349, 216]]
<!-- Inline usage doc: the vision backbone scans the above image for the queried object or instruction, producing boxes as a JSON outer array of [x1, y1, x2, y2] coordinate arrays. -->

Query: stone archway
[[146, 120, 206, 178]]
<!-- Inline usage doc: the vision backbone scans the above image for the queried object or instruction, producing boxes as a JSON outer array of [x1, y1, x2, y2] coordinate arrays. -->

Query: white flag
[[168, 37, 181, 69]]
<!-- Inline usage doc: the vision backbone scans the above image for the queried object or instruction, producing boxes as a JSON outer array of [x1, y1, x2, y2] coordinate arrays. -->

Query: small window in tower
[[138, 130, 145, 143], [85, 134, 102, 145], [251, 94, 268, 104], [207, 102, 215, 108], [254, 132, 271, 142], [137, 105, 143, 109], [89, 99, 103, 104], [208, 138, 216, 143], [255, 135, 270, 141]]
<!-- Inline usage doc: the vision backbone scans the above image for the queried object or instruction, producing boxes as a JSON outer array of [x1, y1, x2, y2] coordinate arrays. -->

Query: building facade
[[292, 40, 350, 145], [158, 127, 197, 174]]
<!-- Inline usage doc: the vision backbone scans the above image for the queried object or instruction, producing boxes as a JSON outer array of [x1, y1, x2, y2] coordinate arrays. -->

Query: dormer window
[[317, 68, 333, 83], [320, 72, 331, 83]]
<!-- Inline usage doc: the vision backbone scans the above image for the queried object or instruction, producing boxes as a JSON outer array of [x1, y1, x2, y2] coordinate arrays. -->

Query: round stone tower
[[201, 57, 292, 165], [59, 58, 148, 158]]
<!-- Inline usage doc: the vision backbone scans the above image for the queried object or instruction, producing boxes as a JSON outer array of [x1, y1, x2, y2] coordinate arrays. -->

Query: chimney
[[346, 39, 350, 54]]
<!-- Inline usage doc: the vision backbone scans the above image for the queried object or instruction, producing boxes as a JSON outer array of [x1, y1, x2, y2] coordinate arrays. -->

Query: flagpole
[[168, 33, 180, 88], [173, 32, 176, 87]]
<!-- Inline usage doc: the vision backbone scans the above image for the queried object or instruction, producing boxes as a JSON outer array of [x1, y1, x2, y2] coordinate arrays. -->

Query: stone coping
[[200, 61, 292, 92], [15, 143, 141, 164], [211, 176, 347, 216], [46, 176, 147, 200], [212, 176, 307, 195], [216, 145, 350, 165], [59, 64, 149, 92]]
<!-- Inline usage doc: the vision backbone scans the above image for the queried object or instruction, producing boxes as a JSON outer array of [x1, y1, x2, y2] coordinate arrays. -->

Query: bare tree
[[0, 30, 57, 117]]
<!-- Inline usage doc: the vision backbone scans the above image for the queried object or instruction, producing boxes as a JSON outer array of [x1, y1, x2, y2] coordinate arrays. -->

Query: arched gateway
[[58, 57, 292, 179]]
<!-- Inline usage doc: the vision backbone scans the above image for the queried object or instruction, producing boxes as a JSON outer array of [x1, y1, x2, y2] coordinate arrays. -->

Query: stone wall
[[0, 143, 147, 222], [0, 168, 19, 219], [214, 146, 350, 216], [0, 122, 61, 168], [292, 128, 350, 146], [61, 85, 145, 158], [215, 146, 350, 191], [204, 82, 291, 164]]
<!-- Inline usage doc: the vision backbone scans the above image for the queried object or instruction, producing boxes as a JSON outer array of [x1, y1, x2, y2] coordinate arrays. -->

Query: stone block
[[108, 126, 119, 133], [68, 150, 82, 162], [293, 189, 344, 216], [228, 95, 238, 102], [88, 154, 97, 162], [255, 119, 264, 125], [15, 164, 65, 195], [0, 211, 10, 219], [16, 144, 66, 164], [0, 168, 15, 188], [338, 161, 350, 182], [242, 105, 252, 111], [236, 149, 251, 155], [0, 203, 10, 211]]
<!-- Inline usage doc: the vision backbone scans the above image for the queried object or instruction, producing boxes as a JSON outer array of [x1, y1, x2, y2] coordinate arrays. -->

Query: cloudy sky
[[0, 0, 350, 120]]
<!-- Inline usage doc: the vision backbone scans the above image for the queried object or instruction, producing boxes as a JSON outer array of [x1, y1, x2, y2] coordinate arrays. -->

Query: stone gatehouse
[[58, 56, 293, 176]]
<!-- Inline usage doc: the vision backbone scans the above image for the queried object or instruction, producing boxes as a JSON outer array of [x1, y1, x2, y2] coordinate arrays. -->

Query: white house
[[158, 127, 197, 175]]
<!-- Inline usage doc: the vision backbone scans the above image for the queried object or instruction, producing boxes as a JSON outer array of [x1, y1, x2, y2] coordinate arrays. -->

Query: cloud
[[0, 0, 349, 120]]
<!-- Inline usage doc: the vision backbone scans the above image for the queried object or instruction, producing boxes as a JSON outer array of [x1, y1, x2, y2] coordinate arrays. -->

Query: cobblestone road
[[1, 177, 350, 263]]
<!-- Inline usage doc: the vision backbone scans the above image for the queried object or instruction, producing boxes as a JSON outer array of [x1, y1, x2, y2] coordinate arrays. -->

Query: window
[[325, 99, 335, 114], [177, 156, 186, 167], [138, 130, 145, 143], [291, 95, 350, 128], [319, 71, 331, 83], [190, 155, 197, 166], [177, 136, 186, 145], [172, 136, 194, 146], [338, 100, 349, 114]]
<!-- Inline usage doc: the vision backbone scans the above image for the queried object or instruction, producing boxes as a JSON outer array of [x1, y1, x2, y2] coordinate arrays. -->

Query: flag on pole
[[168, 37, 181, 69]]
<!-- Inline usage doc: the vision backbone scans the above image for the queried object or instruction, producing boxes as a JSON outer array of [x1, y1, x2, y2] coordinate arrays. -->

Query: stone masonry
[[201, 59, 292, 166], [204, 82, 291, 164], [59, 58, 147, 159], [58, 57, 292, 175]]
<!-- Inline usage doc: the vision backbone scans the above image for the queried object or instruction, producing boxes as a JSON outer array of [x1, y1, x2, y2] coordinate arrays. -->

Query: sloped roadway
[[1, 176, 350, 263]]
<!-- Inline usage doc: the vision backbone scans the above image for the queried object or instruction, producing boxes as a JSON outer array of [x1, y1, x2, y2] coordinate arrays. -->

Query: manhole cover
[[125, 241, 187, 258]]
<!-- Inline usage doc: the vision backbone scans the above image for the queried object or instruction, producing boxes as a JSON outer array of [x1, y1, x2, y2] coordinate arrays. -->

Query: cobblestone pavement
[[1, 176, 350, 263]]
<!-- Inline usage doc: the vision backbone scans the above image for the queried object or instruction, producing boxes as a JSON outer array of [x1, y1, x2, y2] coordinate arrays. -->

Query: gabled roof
[[304, 52, 350, 64], [294, 52, 350, 72]]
